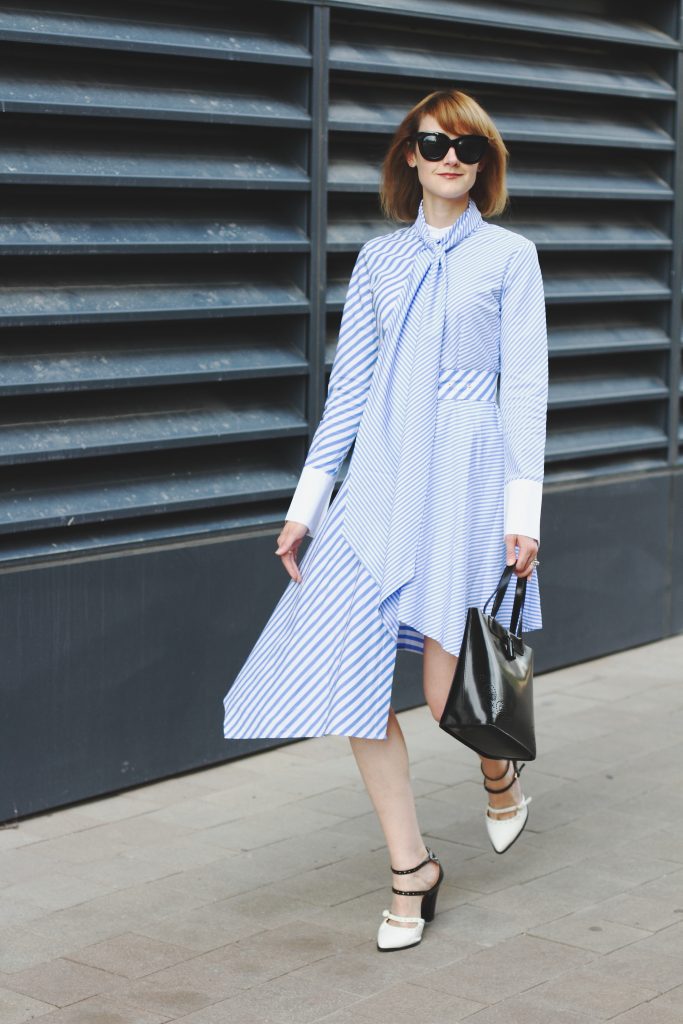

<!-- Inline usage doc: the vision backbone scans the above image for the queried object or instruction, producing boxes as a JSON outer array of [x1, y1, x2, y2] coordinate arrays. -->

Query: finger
[[513, 547, 532, 576], [283, 550, 302, 583], [517, 551, 535, 577]]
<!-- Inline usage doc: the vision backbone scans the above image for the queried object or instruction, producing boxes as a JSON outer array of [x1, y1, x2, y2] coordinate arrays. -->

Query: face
[[405, 114, 484, 201]]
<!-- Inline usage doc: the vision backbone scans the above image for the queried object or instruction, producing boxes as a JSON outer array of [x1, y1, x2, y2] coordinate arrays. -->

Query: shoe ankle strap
[[480, 758, 511, 782], [390, 846, 439, 875], [382, 909, 424, 924], [486, 795, 532, 816], [481, 759, 525, 795]]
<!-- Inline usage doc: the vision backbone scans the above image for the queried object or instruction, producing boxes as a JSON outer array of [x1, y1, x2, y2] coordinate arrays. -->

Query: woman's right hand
[[275, 520, 309, 583]]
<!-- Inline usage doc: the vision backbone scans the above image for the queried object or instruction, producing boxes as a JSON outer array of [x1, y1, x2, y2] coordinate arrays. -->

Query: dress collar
[[413, 195, 483, 254]]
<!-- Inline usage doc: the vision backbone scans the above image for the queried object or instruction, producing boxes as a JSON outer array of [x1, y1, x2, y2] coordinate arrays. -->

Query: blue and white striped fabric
[[223, 197, 548, 741]]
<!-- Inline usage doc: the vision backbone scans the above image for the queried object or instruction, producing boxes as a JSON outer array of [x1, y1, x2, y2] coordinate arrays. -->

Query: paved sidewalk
[[1, 635, 683, 1023]]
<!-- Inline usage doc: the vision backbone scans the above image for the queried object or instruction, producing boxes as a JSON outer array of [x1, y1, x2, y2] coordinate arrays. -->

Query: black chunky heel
[[390, 848, 444, 925]]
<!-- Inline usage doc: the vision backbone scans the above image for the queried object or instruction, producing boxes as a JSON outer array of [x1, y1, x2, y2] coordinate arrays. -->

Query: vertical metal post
[[308, 5, 330, 433], [668, 27, 683, 467], [665, 4, 683, 632]]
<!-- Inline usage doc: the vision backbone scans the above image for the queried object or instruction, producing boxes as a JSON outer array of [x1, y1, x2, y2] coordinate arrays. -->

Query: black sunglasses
[[414, 131, 489, 164]]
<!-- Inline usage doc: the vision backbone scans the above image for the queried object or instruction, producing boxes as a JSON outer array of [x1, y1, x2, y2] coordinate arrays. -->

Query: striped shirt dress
[[223, 197, 548, 741]]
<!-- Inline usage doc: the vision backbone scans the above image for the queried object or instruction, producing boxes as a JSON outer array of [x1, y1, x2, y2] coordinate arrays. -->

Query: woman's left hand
[[504, 534, 539, 578]]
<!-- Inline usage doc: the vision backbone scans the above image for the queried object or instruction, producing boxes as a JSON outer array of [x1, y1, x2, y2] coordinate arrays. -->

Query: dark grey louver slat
[[327, 1, 679, 50]]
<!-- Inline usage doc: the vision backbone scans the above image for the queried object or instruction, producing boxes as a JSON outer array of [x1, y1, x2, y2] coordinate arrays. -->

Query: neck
[[422, 192, 469, 229]]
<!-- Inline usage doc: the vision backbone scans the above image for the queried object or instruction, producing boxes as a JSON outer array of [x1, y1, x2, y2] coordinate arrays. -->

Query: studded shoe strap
[[389, 847, 439, 875], [481, 759, 525, 795]]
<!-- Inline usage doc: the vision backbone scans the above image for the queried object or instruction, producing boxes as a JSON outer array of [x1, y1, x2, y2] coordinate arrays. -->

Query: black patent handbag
[[438, 562, 536, 761]]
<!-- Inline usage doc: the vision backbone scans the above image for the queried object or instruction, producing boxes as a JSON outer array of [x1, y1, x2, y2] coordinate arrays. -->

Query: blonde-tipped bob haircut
[[380, 89, 509, 224]]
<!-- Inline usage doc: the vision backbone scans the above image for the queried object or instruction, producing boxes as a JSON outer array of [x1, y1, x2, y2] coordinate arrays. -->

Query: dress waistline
[[437, 367, 499, 402]]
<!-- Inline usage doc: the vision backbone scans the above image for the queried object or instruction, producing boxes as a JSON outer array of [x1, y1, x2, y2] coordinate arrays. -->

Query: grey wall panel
[[532, 476, 673, 668]]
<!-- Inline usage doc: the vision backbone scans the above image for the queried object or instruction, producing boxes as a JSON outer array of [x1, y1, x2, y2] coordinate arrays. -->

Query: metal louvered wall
[[2, 0, 682, 818]]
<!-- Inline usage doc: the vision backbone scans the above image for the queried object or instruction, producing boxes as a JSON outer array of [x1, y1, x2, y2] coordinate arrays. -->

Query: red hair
[[380, 88, 509, 223]]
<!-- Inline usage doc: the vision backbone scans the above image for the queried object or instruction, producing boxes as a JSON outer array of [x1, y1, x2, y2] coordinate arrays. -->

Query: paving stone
[[27, 993, 173, 1023], [0, 986, 55, 1024], [294, 786, 376, 819], [588, 892, 683, 932], [653, 982, 683, 1011], [63, 932, 198, 979], [514, 860, 646, 909], [471, 881, 588, 930], [0, 848, 66, 889], [411, 932, 593, 1003], [27, 902, 145, 949], [635, 868, 683, 902], [620, 830, 683, 865], [608, 1002, 683, 1024], [430, 901, 525, 945], [523, 963, 659, 1019], [462, 994, 599, 1023], [0, 897, 48, 929], [0, 925, 95, 975], [147, 996, 264, 1022], [0, 825, 37, 851], [444, 845, 562, 895], [340, 978, 484, 1023], [528, 908, 652, 953], [205, 803, 346, 850], [71, 794, 162, 823], [10, 809, 101, 841], [133, 903, 267, 953], [599, 943, 683, 994], [202, 918, 363, 977], [631, 921, 683, 957], [0, 958, 125, 1008], [219, 979, 361, 1023], [2, 872, 113, 912]]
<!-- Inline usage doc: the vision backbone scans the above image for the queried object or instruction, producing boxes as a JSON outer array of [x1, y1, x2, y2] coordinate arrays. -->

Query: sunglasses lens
[[456, 136, 488, 163], [417, 133, 447, 161]]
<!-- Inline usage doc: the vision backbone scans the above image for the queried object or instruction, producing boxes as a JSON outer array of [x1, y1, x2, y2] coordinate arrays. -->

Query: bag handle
[[484, 562, 527, 638]]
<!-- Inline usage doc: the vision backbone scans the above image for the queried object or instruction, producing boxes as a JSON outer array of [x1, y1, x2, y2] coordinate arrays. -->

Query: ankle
[[485, 763, 514, 792], [390, 845, 430, 874]]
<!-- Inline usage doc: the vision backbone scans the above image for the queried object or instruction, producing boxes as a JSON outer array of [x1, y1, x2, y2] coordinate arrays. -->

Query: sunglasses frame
[[414, 131, 489, 164]]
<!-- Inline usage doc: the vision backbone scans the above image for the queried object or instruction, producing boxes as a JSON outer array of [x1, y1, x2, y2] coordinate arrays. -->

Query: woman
[[223, 88, 548, 952]]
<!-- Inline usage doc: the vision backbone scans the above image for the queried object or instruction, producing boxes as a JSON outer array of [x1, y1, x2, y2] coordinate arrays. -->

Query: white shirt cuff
[[504, 479, 543, 543], [285, 465, 336, 538]]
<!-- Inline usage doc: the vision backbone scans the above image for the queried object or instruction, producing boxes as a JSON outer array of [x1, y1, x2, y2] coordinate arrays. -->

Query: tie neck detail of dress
[[413, 195, 484, 258], [340, 194, 487, 638]]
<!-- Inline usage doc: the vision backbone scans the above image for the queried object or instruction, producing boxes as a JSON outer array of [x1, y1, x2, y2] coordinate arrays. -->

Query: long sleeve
[[285, 243, 380, 537], [498, 238, 549, 544]]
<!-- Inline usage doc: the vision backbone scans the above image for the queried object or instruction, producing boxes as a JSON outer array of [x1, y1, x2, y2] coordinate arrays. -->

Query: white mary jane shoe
[[376, 847, 444, 952], [377, 909, 425, 951], [481, 759, 532, 855]]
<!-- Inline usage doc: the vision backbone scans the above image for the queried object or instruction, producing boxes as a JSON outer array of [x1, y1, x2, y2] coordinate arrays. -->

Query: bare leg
[[423, 635, 523, 820], [349, 707, 440, 928]]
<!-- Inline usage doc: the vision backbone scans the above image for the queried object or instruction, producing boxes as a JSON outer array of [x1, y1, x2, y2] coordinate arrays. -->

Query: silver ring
[[531, 558, 540, 567]]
